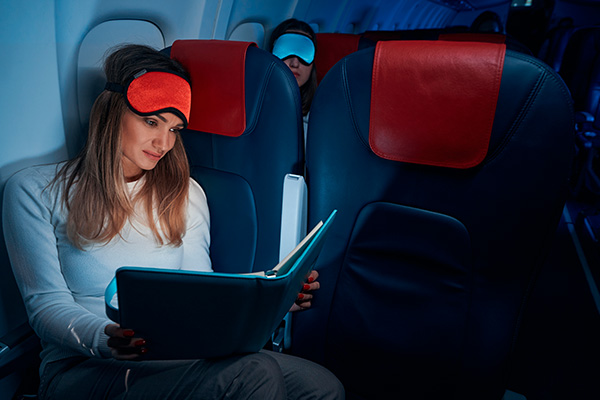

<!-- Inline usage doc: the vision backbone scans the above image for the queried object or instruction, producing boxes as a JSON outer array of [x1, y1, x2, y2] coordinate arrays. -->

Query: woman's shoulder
[[3, 162, 67, 212], [5, 162, 64, 192]]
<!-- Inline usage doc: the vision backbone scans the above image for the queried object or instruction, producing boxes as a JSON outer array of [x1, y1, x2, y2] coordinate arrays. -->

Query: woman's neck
[[125, 171, 145, 182]]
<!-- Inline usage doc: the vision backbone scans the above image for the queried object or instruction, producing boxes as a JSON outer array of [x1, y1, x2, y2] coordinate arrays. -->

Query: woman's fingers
[[302, 270, 320, 291], [105, 323, 147, 359], [289, 270, 321, 312], [297, 292, 313, 302]]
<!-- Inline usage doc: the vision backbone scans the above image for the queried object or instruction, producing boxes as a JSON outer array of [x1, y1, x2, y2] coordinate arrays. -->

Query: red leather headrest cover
[[315, 33, 361, 83], [171, 40, 256, 136], [369, 40, 506, 168]]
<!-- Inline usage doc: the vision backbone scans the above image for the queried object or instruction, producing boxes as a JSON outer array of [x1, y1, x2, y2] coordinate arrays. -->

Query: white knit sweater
[[2, 163, 212, 374]]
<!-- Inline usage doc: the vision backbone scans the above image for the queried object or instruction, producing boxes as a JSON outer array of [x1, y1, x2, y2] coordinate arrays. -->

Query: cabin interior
[[1, 0, 600, 399]]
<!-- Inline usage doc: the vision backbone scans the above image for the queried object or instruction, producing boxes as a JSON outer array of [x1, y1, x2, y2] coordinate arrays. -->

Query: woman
[[3, 44, 343, 399], [269, 18, 318, 138]]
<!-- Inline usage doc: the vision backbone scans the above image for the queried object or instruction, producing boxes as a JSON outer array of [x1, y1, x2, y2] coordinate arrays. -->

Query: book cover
[[104, 210, 336, 359]]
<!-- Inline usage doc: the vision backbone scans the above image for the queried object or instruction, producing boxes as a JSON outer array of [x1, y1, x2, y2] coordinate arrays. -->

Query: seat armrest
[[273, 174, 307, 351], [279, 174, 308, 260]]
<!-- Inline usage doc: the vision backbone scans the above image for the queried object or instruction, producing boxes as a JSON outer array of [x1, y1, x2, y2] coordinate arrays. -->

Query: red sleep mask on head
[[105, 69, 192, 127]]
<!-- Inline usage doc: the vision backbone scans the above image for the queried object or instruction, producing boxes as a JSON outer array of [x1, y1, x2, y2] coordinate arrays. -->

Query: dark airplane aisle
[[508, 200, 600, 400]]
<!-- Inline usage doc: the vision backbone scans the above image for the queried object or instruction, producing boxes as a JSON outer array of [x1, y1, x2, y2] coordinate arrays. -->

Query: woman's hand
[[290, 270, 320, 312], [105, 323, 147, 360]]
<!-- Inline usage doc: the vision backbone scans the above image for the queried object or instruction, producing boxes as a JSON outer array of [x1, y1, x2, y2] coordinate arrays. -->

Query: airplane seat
[[314, 33, 367, 84], [166, 39, 306, 276], [290, 40, 574, 399]]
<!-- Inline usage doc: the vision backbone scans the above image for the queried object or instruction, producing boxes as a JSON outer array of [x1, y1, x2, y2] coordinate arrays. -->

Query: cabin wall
[[0, 1, 69, 340], [0, 2, 68, 183]]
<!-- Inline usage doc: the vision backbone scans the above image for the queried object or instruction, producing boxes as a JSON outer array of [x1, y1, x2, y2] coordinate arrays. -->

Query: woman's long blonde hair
[[52, 44, 191, 248]]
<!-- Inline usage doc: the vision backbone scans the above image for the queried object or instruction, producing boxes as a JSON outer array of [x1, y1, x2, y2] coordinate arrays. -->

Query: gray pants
[[38, 350, 344, 399]]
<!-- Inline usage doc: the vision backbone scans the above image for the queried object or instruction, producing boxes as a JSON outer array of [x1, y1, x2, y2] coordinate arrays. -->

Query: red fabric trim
[[315, 33, 361, 84], [369, 41, 506, 169], [439, 33, 507, 44], [171, 40, 256, 136]]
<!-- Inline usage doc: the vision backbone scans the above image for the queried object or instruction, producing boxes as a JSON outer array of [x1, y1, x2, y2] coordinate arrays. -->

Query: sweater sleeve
[[180, 177, 212, 272], [2, 167, 112, 359]]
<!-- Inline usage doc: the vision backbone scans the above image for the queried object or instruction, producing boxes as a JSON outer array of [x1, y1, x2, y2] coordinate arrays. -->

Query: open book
[[104, 209, 337, 360]]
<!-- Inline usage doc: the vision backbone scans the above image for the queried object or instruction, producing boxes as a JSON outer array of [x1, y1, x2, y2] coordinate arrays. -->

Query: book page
[[243, 219, 324, 277]]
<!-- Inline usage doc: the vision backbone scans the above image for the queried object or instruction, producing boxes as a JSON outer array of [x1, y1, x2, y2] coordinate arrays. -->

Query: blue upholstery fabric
[[291, 44, 574, 399], [170, 43, 304, 273]]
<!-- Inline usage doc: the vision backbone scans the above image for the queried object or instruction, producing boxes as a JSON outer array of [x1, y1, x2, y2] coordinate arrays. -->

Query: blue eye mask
[[272, 33, 316, 65]]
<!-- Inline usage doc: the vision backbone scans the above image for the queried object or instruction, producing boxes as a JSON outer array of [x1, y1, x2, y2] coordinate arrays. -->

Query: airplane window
[[77, 20, 165, 136]]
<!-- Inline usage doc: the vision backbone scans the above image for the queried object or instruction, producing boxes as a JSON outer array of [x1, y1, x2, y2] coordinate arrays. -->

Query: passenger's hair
[[269, 18, 318, 116], [51, 44, 191, 248]]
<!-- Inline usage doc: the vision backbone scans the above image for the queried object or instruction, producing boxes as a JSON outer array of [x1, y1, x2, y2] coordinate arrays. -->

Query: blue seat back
[[292, 41, 574, 399], [169, 40, 304, 273]]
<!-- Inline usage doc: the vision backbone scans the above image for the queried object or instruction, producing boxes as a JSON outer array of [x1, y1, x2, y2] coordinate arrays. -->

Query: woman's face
[[120, 110, 183, 180], [281, 29, 314, 87], [283, 56, 314, 87]]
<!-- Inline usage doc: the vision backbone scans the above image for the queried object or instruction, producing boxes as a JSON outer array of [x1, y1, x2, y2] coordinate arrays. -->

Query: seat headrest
[[315, 33, 361, 83], [171, 40, 256, 137], [369, 40, 506, 169]]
